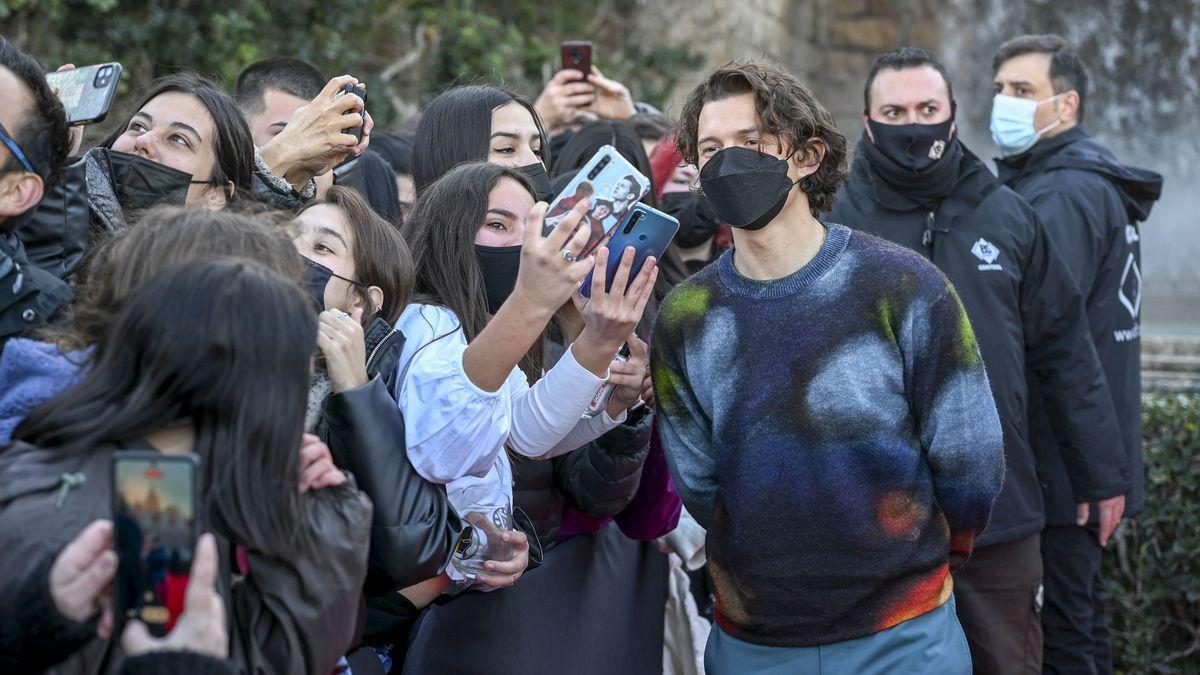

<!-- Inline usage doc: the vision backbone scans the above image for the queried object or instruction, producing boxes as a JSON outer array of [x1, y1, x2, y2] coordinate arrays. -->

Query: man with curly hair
[[652, 60, 1005, 673]]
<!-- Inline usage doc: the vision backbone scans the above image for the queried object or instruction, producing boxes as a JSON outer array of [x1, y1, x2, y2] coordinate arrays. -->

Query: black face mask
[[865, 112, 955, 172], [475, 245, 522, 314], [660, 192, 721, 248], [698, 147, 797, 231], [105, 150, 203, 212], [517, 162, 552, 202], [302, 256, 365, 311]]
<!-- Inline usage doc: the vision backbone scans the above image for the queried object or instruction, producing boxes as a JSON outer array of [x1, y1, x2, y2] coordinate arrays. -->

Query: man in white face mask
[[992, 34, 1164, 675]]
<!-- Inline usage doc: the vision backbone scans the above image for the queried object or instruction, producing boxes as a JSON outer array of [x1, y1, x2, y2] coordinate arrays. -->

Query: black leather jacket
[[317, 317, 461, 594]]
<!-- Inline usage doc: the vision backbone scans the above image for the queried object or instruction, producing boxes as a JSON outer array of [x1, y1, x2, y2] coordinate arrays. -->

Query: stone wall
[[649, 0, 1199, 334]]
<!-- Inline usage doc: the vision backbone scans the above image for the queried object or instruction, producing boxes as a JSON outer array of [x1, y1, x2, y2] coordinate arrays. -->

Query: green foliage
[[0, 0, 700, 129], [1106, 393, 1200, 673]]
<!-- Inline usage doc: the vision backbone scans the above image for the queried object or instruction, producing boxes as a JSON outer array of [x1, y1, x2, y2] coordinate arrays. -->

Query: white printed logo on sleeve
[[971, 238, 1003, 271]]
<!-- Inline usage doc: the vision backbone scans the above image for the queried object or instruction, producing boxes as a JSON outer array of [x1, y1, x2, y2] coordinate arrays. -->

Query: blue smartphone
[[581, 203, 678, 298]]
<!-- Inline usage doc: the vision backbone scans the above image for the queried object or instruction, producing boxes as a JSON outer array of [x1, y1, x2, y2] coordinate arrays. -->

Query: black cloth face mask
[[475, 244, 522, 314], [517, 162, 553, 202], [698, 147, 797, 231], [303, 255, 366, 311], [106, 150, 203, 212], [660, 191, 721, 248], [865, 113, 956, 172]]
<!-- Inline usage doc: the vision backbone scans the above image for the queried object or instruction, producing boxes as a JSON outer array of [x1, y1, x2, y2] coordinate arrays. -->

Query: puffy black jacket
[[318, 317, 461, 594], [512, 338, 654, 550], [513, 410, 653, 550], [830, 138, 1129, 543], [998, 127, 1163, 521]]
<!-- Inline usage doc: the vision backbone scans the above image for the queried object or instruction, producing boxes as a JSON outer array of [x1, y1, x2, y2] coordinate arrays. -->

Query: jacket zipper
[[922, 211, 936, 256], [365, 328, 401, 374]]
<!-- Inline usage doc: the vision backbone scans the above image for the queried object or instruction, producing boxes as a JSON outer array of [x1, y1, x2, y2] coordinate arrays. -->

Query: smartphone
[[581, 203, 679, 298], [342, 83, 367, 143], [560, 41, 592, 81], [45, 63, 123, 126], [112, 451, 199, 638], [541, 145, 650, 258]]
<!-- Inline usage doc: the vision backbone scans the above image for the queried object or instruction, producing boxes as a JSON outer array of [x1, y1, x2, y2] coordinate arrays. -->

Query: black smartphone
[[45, 62, 123, 126], [560, 41, 592, 82], [112, 451, 199, 638], [581, 203, 679, 298], [342, 83, 367, 143]]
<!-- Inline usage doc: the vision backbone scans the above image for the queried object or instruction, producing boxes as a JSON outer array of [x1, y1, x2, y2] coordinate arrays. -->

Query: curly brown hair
[[676, 60, 848, 216]]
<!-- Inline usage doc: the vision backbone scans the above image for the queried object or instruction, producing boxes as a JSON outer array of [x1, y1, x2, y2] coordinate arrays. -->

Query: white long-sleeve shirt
[[394, 304, 623, 553]]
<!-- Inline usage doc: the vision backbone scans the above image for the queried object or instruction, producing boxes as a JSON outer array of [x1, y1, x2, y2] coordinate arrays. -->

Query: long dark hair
[[401, 161, 542, 378], [102, 72, 256, 197], [17, 259, 318, 559], [411, 84, 549, 193], [296, 185, 415, 325]]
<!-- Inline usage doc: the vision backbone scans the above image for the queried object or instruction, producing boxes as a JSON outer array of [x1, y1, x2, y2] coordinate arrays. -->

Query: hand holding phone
[[580, 203, 678, 298], [121, 532, 228, 658], [112, 452, 199, 638], [560, 41, 592, 84], [46, 62, 122, 126], [341, 83, 367, 143]]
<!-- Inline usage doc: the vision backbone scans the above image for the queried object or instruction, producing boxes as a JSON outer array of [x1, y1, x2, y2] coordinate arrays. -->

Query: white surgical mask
[[989, 93, 1065, 157]]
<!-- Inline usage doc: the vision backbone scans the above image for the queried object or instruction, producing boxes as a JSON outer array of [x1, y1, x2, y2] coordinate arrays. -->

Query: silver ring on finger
[[562, 250, 576, 263], [333, 309, 350, 319]]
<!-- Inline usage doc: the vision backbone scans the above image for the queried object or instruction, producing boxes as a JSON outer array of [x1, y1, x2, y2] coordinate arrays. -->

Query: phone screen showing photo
[[541, 145, 651, 256], [113, 454, 197, 637]]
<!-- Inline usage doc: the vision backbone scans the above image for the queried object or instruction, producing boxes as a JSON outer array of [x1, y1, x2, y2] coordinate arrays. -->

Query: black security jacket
[[830, 138, 1129, 542], [998, 126, 1162, 521]]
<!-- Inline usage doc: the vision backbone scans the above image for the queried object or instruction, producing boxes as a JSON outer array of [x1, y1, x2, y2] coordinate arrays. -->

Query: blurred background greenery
[[0, 0, 701, 132]]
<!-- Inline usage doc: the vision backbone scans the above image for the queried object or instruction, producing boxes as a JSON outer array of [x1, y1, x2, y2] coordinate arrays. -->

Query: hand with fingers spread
[[535, 69, 598, 131], [318, 307, 367, 393], [299, 433, 346, 493], [50, 519, 117, 638], [122, 533, 228, 658], [585, 66, 636, 121], [572, 246, 659, 377], [509, 199, 596, 313], [1077, 494, 1125, 547], [605, 335, 651, 416], [259, 75, 368, 189]]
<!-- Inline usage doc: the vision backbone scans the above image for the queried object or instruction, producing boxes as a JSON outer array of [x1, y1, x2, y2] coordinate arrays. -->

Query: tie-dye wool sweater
[[651, 223, 1005, 648]]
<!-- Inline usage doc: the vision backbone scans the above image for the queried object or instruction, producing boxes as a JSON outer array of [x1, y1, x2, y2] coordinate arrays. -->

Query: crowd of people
[[0, 27, 1162, 675]]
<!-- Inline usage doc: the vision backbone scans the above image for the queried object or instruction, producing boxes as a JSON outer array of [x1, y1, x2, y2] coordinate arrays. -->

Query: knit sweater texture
[[650, 223, 1005, 647]]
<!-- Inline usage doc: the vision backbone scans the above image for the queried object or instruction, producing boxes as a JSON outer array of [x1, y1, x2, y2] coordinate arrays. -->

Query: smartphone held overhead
[[342, 82, 367, 143], [542, 145, 651, 257], [112, 451, 199, 637], [560, 40, 592, 81], [46, 62, 122, 126]]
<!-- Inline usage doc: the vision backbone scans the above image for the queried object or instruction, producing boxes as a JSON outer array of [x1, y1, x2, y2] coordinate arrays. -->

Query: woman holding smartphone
[[0, 259, 371, 673]]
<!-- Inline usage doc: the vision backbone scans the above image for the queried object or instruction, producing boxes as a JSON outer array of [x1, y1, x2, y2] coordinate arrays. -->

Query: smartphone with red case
[[560, 41, 592, 81]]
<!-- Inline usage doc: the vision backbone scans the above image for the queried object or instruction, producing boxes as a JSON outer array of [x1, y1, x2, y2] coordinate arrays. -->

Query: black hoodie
[[831, 138, 1129, 545], [998, 126, 1163, 522]]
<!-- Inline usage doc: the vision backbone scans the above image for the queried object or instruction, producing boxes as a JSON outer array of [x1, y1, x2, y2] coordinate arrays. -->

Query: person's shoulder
[[655, 260, 723, 336], [842, 227, 952, 298]]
